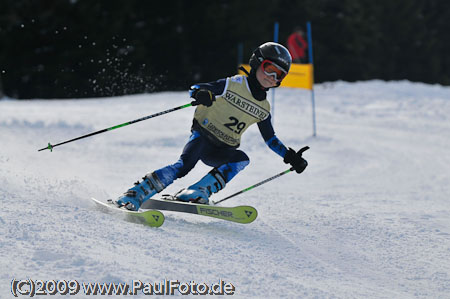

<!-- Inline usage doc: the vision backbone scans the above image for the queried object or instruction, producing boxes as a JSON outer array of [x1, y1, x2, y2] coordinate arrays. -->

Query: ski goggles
[[261, 59, 287, 81]]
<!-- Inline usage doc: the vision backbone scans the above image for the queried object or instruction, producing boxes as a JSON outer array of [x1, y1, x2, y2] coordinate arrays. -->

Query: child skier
[[116, 42, 309, 211]]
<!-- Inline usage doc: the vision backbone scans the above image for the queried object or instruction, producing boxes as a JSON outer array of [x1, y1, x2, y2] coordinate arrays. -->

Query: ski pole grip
[[297, 146, 310, 156]]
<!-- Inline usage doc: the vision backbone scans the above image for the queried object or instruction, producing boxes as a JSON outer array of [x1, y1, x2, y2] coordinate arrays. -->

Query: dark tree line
[[0, 0, 449, 99]]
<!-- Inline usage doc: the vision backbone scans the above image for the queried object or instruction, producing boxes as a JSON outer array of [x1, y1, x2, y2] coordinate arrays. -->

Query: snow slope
[[1, 81, 450, 298]]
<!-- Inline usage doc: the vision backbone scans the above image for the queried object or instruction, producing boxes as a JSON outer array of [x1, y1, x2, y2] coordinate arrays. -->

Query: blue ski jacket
[[190, 75, 288, 159]]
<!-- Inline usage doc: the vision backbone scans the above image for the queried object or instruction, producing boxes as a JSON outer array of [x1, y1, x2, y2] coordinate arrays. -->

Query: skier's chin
[[262, 79, 276, 88]]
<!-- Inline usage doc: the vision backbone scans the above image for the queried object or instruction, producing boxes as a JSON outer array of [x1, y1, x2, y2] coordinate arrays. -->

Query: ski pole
[[212, 146, 309, 205], [212, 168, 293, 205], [38, 103, 193, 152]]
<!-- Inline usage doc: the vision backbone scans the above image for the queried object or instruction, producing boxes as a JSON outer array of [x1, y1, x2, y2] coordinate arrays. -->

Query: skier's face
[[256, 65, 278, 88]]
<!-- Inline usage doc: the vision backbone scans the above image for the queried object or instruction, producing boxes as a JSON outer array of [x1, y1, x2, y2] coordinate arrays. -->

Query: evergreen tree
[[0, 0, 449, 98]]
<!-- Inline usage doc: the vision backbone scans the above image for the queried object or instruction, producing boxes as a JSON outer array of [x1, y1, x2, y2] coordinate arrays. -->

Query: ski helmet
[[249, 42, 292, 74]]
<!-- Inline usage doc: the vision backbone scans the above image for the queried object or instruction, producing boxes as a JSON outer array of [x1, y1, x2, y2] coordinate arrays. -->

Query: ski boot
[[176, 169, 226, 204], [116, 172, 165, 211]]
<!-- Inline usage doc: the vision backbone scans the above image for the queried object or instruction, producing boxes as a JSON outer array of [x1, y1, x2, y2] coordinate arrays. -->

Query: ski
[[90, 197, 164, 227], [140, 195, 257, 224]]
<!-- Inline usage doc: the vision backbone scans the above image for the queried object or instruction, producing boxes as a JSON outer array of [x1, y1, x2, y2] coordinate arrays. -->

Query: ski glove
[[190, 88, 216, 107], [284, 146, 309, 173]]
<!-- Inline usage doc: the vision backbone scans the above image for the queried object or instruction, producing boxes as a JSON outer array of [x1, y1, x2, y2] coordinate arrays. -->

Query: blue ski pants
[[154, 131, 250, 187]]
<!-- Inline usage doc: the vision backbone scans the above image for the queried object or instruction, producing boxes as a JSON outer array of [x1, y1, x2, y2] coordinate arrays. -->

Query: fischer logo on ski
[[198, 207, 233, 218], [244, 210, 253, 218]]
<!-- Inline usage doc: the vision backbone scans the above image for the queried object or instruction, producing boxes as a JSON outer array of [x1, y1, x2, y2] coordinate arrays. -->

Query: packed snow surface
[[1, 80, 450, 298]]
